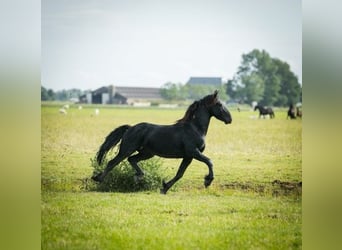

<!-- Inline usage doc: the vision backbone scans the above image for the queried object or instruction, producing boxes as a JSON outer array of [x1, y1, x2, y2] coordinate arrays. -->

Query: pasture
[[41, 103, 302, 249]]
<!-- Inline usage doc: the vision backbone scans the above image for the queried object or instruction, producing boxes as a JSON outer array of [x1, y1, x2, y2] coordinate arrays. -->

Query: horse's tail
[[96, 125, 131, 165]]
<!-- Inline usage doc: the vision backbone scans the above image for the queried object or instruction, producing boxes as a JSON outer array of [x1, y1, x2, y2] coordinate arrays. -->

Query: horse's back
[[119, 122, 155, 150], [144, 123, 187, 157], [119, 121, 204, 158], [132, 122, 200, 158]]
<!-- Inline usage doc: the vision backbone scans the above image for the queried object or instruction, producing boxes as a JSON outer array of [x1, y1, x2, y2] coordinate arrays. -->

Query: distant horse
[[254, 105, 275, 119], [296, 107, 302, 118], [92, 91, 232, 194], [287, 104, 296, 119]]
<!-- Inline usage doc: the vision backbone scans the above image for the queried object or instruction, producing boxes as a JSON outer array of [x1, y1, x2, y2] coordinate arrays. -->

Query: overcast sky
[[42, 0, 301, 91]]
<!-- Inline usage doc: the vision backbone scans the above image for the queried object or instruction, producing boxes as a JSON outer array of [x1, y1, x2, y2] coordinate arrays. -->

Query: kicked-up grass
[[41, 103, 302, 249]]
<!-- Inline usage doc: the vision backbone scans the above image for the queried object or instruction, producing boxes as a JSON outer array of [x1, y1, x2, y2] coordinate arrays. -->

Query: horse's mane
[[255, 105, 268, 110], [176, 93, 218, 124], [176, 101, 200, 123]]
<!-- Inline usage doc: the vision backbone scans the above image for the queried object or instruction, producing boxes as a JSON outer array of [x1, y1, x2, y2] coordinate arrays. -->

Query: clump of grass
[[82, 157, 165, 192]]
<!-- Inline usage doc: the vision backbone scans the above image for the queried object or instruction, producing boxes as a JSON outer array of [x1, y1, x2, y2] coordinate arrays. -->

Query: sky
[[42, 0, 302, 91]]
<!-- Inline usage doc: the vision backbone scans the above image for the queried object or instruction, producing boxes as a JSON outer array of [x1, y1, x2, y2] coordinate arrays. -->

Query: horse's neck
[[191, 107, 211, 135]]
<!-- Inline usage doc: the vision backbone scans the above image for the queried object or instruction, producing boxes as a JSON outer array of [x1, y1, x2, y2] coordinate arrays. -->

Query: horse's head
[[205, 90, 232, 124], [254, 105, 258, 111]]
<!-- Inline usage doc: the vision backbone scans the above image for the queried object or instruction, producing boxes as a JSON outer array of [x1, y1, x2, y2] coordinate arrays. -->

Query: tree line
[[41, 86, 87, 101], [226, 49, 301, 106], [161, 49, 301, 107], [160, 83, 229, 102]]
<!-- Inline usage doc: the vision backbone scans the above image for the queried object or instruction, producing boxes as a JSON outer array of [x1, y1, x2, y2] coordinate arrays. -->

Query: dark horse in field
[[287, 104, 296, 119], [92, 91, 232, 194], [296, 107, 302, 118], [254, 105, 275, 119]]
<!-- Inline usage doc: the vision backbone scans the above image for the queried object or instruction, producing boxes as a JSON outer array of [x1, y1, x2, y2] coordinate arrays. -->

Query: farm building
[[187, 77, 222, 86], [79, 85, 162, 105]]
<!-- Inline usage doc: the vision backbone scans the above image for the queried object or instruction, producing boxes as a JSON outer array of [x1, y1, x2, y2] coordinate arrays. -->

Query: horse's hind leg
[[92, 139, 137, 182], [92, 152, 129, 182], [92, 127, 145, 183], [161, 158, 192, 194], [128, 151, 153, 182]]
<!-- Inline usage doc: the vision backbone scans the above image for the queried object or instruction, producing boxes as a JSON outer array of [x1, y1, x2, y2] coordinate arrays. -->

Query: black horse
[[296, 107, 302, 118], [92, 91, 232, 194], [287, 104, 296, 119], [254, 105, 275, 119]]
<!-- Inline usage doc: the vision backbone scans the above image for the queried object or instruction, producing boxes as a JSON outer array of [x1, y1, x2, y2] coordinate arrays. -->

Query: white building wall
[[102, 93, 110, 104], [86, 93, 92, 104]]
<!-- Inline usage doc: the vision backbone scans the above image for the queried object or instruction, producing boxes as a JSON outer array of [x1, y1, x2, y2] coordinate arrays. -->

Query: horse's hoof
[[204, 176, 214, 188], [91, 173, 103, 183], [160, 180, 168, 194]]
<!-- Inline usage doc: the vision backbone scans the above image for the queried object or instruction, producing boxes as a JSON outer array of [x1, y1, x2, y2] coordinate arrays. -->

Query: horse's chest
[[199, 142, 205, 152], [194, 136, 206, 152]]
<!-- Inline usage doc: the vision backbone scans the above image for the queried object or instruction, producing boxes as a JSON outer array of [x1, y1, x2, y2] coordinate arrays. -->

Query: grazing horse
[[296, 107, 302, 118], [92, 91, 232, 194], [254, 105, 275, 119], [287, 104, 296, 119]]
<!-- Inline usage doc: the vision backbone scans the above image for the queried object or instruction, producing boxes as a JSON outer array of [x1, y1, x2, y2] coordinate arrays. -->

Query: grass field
[[41, 103, 302, 249]]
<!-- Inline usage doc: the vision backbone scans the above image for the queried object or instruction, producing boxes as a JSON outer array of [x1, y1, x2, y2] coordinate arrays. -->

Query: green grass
[[41, 103, 302, 249]]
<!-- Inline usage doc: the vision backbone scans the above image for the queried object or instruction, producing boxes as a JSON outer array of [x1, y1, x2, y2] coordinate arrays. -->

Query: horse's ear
[[212, 90, 218, 103], [213, 90, 218, 98]]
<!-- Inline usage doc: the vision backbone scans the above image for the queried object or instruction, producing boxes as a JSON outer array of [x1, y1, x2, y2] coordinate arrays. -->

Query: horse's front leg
[[192, 149, 214, 188], [160, 158, 192, 194]]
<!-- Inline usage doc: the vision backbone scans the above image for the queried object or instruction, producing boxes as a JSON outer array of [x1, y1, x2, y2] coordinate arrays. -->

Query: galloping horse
[[254, 105, 275, 119], [92, 91, 232, 194]]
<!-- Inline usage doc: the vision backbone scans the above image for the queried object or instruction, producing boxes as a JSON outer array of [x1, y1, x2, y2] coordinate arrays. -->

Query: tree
[[273, 59, 301, 106], [41, 86, 49, 101], [160, 82, 187, 101], [41, 86, 86, 101], [161, 83, 228, 102], [226, 79, 236, 100], [41, 86, 55, 101], [47, 89, 55, 100], [226, 49, 301, 106], [239, 72, 265, 103], [227, 49, 271, 104], [55, 89, 68, 101]]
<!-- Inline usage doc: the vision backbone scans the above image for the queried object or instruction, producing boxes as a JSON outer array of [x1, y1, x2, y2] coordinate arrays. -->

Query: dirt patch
[[219, 180, 302, 197], [271, 179, 302, 196], [220, 182, 266, 193]]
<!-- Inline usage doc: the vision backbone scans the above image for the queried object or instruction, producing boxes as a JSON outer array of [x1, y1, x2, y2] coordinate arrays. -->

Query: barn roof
[[187, 77, 222, 86], [114, 86, 162, 99], [89, 85, 162, 101], [92, 86, 110, 95]]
